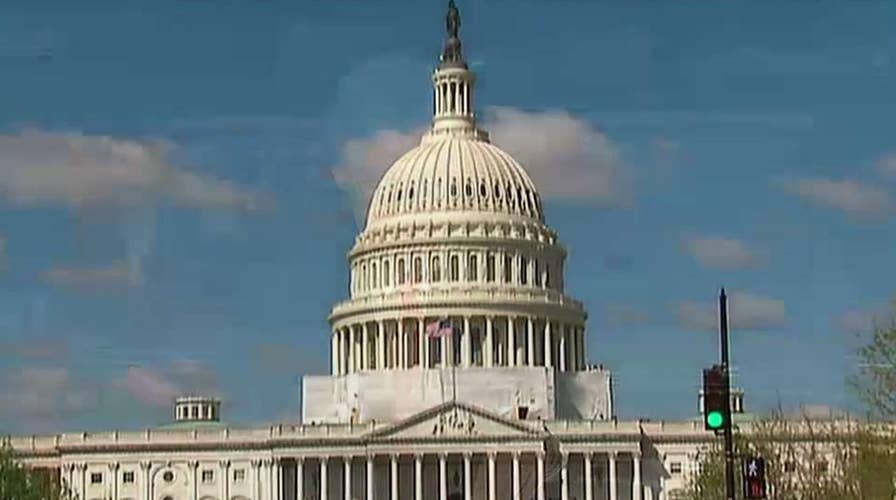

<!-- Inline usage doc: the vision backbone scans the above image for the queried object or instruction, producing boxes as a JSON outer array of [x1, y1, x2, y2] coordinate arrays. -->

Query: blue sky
[[1, 0, 895, 434]]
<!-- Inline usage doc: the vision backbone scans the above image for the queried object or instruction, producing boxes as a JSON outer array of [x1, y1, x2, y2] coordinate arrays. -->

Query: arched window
[[449, 255, 459, 282], [544, 263, 551, 289], [486, 253, 496, 282], [383, 260, 391, 287], [432, 256, 441, 282], [413, 257, 423, 283], [397, 258, 406, 285], [361, 264, 367, 291], [371, 262, 378, 288], [503, 254, 513, 283], [520, 256, 528, 285], [468, 254, 478, 281]]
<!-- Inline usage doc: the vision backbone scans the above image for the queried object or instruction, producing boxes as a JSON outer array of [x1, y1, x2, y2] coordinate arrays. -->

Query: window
[[534, 260, 541, 287], [361, 264, 367, 291], [163, 470, 175, 483], [431, 256, 441, 282], [486, 253, 495, 282], [383, 261, 390, 287], [90, 472, 102, 484], [468, 254, 478, 281], [670, 462, 682, 474], [201, 470, 214, 483], [520, 256, 528, 285], [371, 263, 377, 288], [413, 257, 422, 283], [815, 461, 828, 474], [397, 258, 406, 285], [191, 406, 199, 418], [233, 469, 246, 482], [784, 461, 796, 473], [545, 264, 552, 289], [503, 254, 513, 283], [449, 255, 459, 282], [162, 496, 174, 500], [123, 471, 135, 484]]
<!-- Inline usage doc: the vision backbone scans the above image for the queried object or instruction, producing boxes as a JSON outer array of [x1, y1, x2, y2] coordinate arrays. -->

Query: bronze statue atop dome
[[446, 0, 460, 39], [440, 0, 466, 67]]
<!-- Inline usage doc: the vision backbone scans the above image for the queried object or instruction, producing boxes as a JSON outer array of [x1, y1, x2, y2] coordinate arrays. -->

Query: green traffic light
[[706, 410, 724, 429]]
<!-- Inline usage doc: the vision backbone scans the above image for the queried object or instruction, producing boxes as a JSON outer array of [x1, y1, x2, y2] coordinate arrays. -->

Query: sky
[[0, 0, 895, 434]]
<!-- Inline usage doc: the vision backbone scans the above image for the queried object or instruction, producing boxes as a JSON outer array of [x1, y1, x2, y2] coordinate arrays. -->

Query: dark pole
[[720, 288, 736, 500]]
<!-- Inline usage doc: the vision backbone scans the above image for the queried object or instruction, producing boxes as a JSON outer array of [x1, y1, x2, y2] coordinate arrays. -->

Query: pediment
[[367, 402, 544, 441]]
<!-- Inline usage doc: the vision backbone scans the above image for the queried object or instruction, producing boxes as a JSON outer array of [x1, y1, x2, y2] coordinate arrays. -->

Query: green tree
[[0, 443, 72, 500], [849, 310, 896, 420]]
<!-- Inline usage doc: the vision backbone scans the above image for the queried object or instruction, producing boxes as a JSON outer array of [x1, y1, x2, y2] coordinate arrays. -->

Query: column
[[512, 452, 520, 500], [508, 316, 516, 367], [584, 453, 593, 500], [527, 317, 535, 366], [439, 453, 447, 500], [331, 331, 339, 375], [487, 452, 496, 500], [418, 318, 426, 369], [463, 316, 472, 367], [390, 455, 399, 500], [463, 453, 472, 500], [421, 317, 430, 369], [536, 452, 545, 500], [266, 459, 274, 500], [561, 452, 569, 500], [366, 455, 375, 500], [252, 460, 262, 500], [109, 462, 120, 500], [441, 326, 449, 368], [398, 319, 405, 369], [378, 320, 386, 370], [559, 324, 567, 371], [348, 326, 356, 373], [277, 459, 284, 500], [219, 460, 231, 500], [608, 453, 617, 500], [415, 454, 424, 500], [485, 316, 494, 367], [344, 457, 352, 500], [544, 321, 553, 368], [139, 462, 150, 500], [296, 459, 304, 500], [320, 458, 328, 500], [362, 323, 370, 370], [632, 453, 642, 500]]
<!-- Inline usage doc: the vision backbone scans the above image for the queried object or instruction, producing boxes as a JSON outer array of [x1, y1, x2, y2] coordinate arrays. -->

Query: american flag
[[425, 318, 453, 338]]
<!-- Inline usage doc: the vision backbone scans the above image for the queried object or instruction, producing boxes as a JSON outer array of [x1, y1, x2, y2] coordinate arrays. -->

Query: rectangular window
[[784, 461, 796, 473], [503, 254, 513, 283], [670, 462, 682, 474], [534, 259, 541, 287], [449, 255, 459, 282], [468, 254, 478, 282], [122, 471, 135, 484], [520, 256, 528, 285], [233, 469, 246, 482], [90, 472, 103, 484], [202, 470, 214, 483]]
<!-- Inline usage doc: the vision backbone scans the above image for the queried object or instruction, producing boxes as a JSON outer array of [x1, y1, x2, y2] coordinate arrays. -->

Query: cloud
[[114, 360, 219, 409], [330, 107, 632, 223], [834, 299, 895, 334], [0, 366, 97, 421], [41, 260, 140, 289], [876, 153, 896, 178], [0, 338, 68, 361], [683, 235, 765, 270], [678, 292, 787, 331], [782, 177, 891, 217], [0, 129, 267, 211]]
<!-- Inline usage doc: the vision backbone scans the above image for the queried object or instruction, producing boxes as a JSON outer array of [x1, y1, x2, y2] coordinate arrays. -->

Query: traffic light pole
[[719, 289, 736, 500]]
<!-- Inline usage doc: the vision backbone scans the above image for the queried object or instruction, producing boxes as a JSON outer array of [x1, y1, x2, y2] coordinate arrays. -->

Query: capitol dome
[[307, 0, 611, 426]]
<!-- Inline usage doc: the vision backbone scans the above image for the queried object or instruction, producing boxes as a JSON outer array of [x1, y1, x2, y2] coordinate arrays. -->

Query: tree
[[678, 410, 896, 500], [849, 310, 896, 420], [0, 443, 72, 500]]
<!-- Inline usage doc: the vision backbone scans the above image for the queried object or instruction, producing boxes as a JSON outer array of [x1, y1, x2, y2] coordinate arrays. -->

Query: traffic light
[[702, 365, 727, 432], [743, 456, 767, 499]]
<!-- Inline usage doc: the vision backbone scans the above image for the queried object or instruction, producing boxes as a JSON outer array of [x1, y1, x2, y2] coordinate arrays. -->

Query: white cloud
[[330, 107, 632, 223], [0, 366, 96, 420], [114, 360, 218, 409], [876, 153, 896, 178], [0, 129, 267, 210], [678, 292, 787, 331], [834, 299, 895, 334], [683, 235, 765, 270], [783, 177, 891, 217], [602, 303, 653, 327], [41, 260, 141, 288]]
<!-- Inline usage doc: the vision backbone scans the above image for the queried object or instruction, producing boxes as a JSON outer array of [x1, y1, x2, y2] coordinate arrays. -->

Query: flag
[[425, 318, 453, 338]]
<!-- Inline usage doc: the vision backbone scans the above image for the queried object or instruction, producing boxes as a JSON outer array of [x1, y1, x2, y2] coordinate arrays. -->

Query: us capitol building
[[8, 3, 739, 500]]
